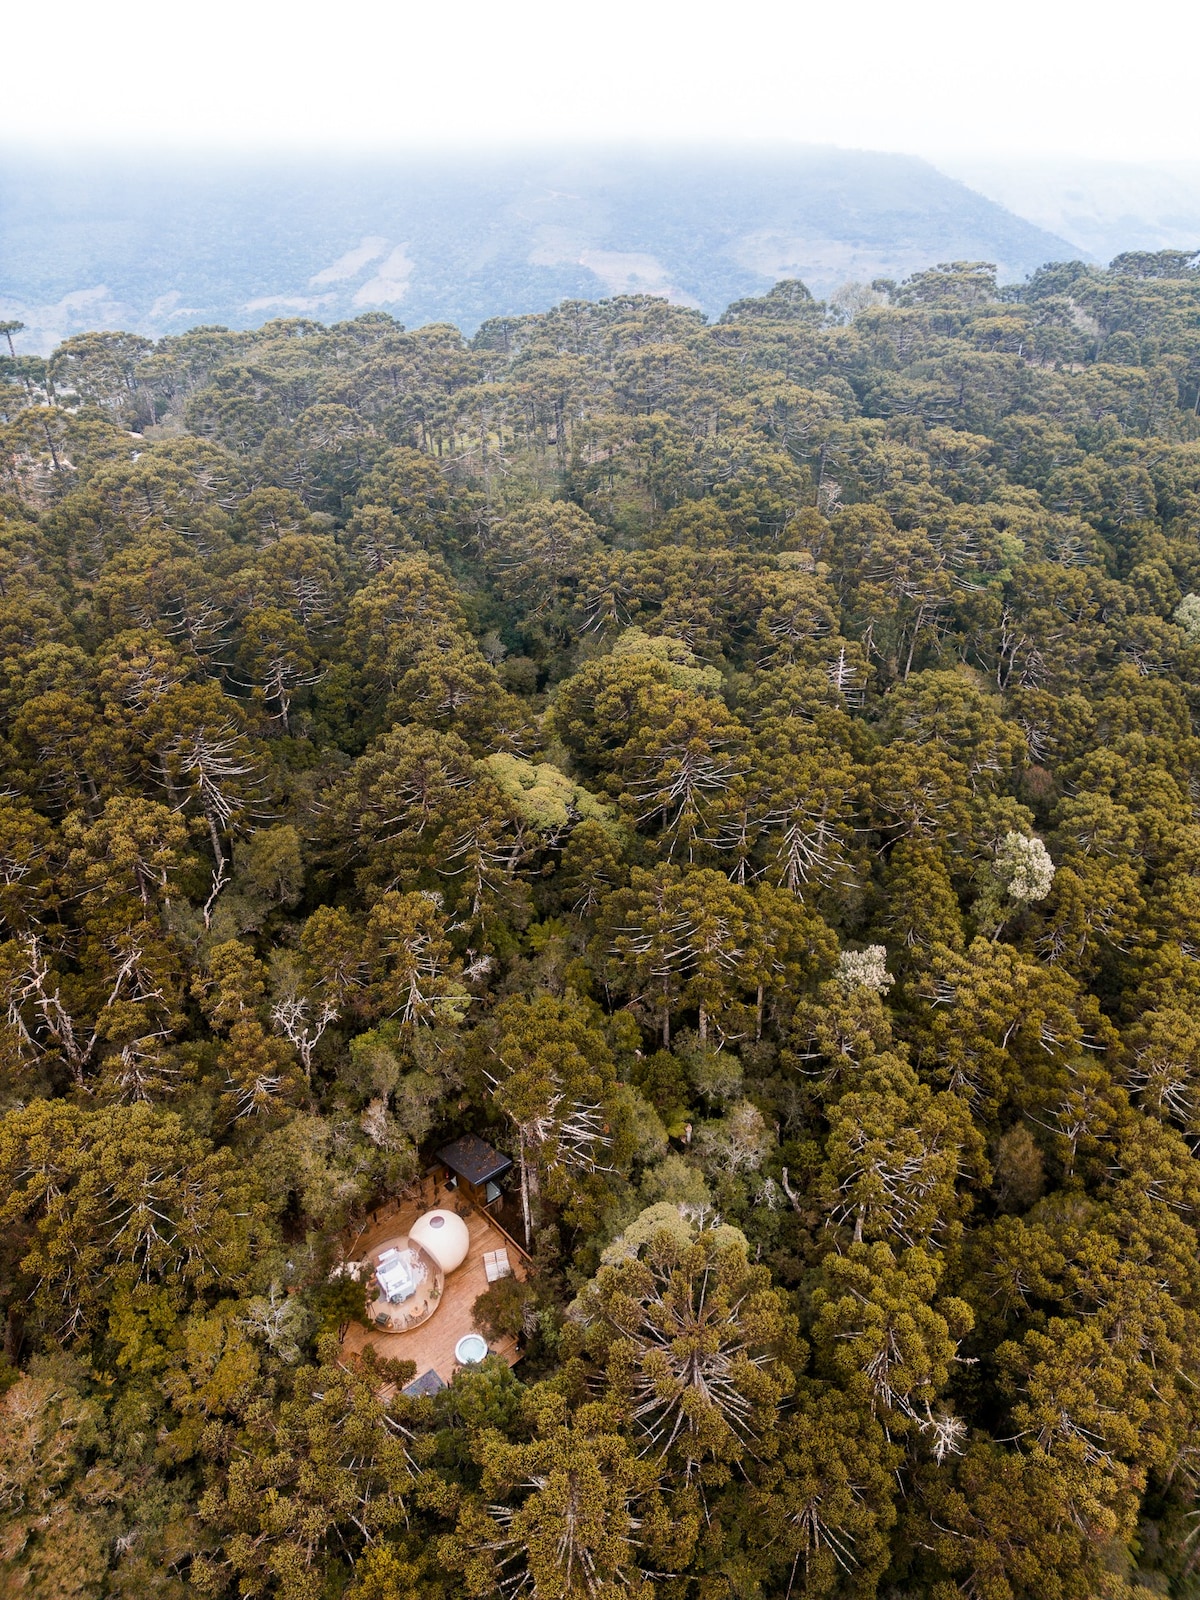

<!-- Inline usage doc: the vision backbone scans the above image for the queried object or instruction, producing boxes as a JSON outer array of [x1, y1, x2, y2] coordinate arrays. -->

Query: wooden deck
[[340, 1182, 527, 1386]]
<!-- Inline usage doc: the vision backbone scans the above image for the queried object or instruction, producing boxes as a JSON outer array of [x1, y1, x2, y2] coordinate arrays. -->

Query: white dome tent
[[408, 1208, 471, 1273]]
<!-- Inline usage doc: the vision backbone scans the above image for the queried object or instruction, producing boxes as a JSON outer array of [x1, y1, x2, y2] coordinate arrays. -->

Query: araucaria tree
[[5, 254, 1200, 1599]]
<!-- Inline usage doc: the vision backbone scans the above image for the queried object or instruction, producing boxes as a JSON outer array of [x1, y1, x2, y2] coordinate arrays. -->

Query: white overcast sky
[[3, 0, 1198, 162]]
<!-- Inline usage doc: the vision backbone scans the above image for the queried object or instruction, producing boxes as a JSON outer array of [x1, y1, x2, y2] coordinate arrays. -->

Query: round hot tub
[[455, 1333, 489, 1365]]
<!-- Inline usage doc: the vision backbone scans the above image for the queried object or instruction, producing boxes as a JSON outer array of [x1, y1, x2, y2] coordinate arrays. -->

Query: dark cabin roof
[[402, 1368, 447, 1399], [437, 1133, 512, 1187]]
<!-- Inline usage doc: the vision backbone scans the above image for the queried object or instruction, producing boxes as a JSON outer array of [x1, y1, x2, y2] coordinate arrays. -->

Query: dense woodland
[[3, 251, 1200, 1600]]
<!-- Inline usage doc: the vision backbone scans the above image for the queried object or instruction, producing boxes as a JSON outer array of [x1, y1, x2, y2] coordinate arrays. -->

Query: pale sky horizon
[[3, 0, 1198, 165]]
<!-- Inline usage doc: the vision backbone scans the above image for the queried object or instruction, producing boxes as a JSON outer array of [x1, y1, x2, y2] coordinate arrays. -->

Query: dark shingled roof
[[402, 1368, 447, 1399], [437, 1134, 513, 1187]]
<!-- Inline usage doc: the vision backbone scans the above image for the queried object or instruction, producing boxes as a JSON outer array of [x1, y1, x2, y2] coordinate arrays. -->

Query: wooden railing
[[482, 1206, 532, 1263], [341, 1180, 531, 1264]]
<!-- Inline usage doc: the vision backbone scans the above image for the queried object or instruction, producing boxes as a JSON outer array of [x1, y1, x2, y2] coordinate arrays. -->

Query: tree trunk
[[518, 1136, 533, 1248], [203, 800, 226, 875], [3, 1307, 24, 1365], [779, 1166, 803, 1216], [40, 418, 63, 476]]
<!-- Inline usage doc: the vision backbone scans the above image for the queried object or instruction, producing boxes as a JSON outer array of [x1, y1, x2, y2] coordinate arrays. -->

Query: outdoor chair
[[483, 1248, 512, 1282]]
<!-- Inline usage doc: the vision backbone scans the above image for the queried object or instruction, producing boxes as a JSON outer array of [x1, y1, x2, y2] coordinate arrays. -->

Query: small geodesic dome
[[409, 1208, 470, 1273]]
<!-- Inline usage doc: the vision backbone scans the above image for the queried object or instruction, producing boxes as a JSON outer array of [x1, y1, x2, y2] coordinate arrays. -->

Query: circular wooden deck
[[340, 1185, 527, 1385]]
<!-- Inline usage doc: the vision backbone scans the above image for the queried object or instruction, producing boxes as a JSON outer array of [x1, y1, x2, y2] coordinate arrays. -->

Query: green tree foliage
[[193, 1339, 413, 1599], [572, 1221, 801, 1482], [4, 258, 1200, 1596], [443, 1392, 654, 1600]]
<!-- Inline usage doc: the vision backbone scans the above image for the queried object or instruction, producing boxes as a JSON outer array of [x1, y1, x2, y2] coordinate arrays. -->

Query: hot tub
[[455, 1333, 489, 1365]]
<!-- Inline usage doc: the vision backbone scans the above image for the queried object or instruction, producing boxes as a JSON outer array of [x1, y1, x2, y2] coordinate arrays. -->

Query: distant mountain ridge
[[0, 145, 1081, 351], [934, 157, 1200, 266]]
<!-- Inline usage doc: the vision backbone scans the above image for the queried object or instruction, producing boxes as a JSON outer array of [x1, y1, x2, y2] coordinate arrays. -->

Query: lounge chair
[[483, 1248, 512, 1282]]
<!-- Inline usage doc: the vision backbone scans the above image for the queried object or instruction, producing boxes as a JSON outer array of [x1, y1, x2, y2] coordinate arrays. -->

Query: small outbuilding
[[402, 1368, 447, 1399], [436, 1134, 513, 1208], [408, 1208, 471, 1273]]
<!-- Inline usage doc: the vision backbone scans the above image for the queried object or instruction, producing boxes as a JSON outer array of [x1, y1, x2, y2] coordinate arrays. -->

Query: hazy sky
[[4, 0, 1198, 162]]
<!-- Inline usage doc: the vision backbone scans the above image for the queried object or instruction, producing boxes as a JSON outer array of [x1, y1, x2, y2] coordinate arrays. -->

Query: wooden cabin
[[435, 1133, 513, 1210]]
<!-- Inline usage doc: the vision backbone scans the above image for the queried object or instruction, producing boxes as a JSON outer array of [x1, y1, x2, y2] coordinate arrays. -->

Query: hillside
[[942, 155, 1200, 263], [0, 145, 1079, 350]]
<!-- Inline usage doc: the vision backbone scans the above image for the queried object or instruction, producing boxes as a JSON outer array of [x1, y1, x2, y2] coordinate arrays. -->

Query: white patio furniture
[[483, 1248, 512, 1283], [376, 1250, 417, 1303]]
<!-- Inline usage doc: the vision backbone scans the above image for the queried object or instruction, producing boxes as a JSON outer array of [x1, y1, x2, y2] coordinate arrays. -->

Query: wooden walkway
[[340, 1182, 527, 1386]]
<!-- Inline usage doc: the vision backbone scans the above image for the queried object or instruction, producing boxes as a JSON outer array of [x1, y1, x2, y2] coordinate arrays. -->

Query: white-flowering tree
[[977, 831, 1055, 939], [835, 945, 895, 996], [1175, 592, 1200, 643], [995, 832, 1055, 903]]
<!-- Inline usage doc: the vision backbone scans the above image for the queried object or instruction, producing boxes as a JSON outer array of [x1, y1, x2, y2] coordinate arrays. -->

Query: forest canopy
[[3, 250, 1200, 1599]]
